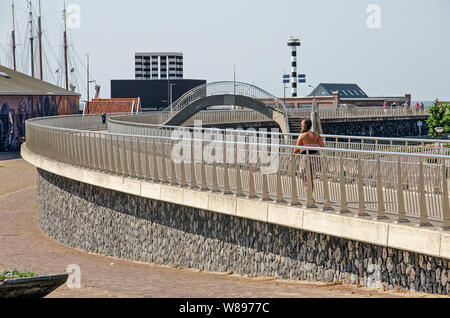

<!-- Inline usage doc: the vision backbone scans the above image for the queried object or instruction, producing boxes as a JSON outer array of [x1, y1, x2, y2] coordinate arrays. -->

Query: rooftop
[[0, 65, 79, 96]]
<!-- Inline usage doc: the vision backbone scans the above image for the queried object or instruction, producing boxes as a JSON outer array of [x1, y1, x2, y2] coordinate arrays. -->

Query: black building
[[111, 79, 206, 111]]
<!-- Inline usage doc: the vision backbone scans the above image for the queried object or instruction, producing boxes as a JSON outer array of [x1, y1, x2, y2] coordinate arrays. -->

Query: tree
[[426, 99, 450, 138]]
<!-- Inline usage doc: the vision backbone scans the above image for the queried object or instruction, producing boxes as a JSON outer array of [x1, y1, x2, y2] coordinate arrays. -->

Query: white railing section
[[108, 119, 449, 156], [25, 115, 450, 230]]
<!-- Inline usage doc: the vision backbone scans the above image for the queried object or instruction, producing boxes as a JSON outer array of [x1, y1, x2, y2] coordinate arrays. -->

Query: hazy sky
[[1, 0, 449, 102]]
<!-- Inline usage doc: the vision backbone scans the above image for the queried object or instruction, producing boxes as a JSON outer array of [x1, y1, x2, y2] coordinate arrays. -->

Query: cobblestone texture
[[37, 168, 450, 295]]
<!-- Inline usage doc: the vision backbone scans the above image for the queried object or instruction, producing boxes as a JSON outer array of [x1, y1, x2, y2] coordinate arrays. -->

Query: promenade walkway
[[0, 154, 435, 298]]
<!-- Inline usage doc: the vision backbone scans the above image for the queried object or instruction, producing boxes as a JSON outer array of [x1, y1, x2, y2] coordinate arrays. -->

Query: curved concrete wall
[[34, 165, 450, 295]]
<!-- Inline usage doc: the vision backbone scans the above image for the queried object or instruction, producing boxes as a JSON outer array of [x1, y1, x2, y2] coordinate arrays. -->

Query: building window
[[291, 61, 297, 67], [291, 51, 297, 57]]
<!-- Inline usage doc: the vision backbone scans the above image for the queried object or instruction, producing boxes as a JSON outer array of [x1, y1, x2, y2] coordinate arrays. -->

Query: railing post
[[160, 141, 169, 183], [102, 133, 109, 173], [396, 156, 409, 223], [121, 136, 129, 177], [179, 149, 187, 187], [357, 155, 369, 216], [320, 151, 333, 211], [170, 156, 177, 186], [234, 142, 244, 197], [210, 160, 219, 193], [247, 162, 257, 199], [97, 133, 105, 172], [376, 155, 388, 220], [189, 141, 198, 189], [289, 153, 300, 206], [274, 162, 286, 204], [260, 172, 271, 201], [200, 142, 208, 191], [222, 143, 232, 195], [418, 157, 431, 226], [144, 138, 151, 180], [109, 134, 116, 174], [441, 160, 450, 230], [152, 139, 160, 182], [134, 137, 142, 178], [338, 153, 351, 214], [305, 151, 317, 208], [115, 135, 123, 176], [128, 138, 136, 178]]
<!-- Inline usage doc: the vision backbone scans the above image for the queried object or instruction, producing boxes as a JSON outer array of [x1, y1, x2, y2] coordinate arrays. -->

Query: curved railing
[[24, 114, 450, 229], [108, 114, 449, 155]]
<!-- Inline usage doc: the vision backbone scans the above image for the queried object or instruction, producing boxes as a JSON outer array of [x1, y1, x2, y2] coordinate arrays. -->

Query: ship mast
[[11, 1, 17, 70], [63, 3, 69, 90], [28, 1, 35, 78], [38, 0, 43, 80]]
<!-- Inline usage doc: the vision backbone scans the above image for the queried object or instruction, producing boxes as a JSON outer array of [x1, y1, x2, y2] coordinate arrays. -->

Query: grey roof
[[309, 83, 368, 98], [0, 65, 80, 96]]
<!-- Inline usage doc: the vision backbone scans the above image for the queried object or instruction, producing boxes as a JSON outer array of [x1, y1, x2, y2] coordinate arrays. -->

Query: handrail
[[25, 115, 450, 229]]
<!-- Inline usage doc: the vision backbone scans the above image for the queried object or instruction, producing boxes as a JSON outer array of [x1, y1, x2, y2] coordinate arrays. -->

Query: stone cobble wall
[[37, 169, 449, 295]]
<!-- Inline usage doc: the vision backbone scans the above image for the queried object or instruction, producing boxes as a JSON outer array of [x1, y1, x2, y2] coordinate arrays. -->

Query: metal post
[[357, 156, 369, 216], [305, 151, 316, 208], [396, 156, 408, 223], [289, 153, 300, 206], [376, 155, 388, 220], [247, 162, 257, 199], [320, 152, 333, 211], [338, 153, 351, 214], [441, 160, 450, 230], [418, 158, 431, 226], [160, 141, 168, 183]]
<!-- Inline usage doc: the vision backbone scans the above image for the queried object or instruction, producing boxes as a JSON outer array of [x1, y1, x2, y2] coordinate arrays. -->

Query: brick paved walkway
[[0, 157, 442, 298]]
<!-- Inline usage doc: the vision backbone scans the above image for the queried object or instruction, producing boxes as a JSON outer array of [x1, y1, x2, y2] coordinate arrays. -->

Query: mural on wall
[[0, 95, 79, 151]]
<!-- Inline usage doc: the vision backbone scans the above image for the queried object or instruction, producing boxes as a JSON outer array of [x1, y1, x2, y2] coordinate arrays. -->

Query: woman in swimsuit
[[292, 118, 324, 192]]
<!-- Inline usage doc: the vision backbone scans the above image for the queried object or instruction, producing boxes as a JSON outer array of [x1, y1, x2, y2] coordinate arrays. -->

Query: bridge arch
[[162, 81, 290, 133]]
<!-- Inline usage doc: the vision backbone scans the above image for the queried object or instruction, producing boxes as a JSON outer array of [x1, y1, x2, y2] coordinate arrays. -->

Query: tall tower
[[287, 37, 301, 97]]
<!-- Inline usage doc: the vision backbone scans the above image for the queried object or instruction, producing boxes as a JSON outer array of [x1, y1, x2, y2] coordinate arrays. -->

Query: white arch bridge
[[161, 81, 291, 133]]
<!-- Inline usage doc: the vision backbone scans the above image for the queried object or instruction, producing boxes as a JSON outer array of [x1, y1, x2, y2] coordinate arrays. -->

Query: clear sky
[[1, 0, 449, 102]]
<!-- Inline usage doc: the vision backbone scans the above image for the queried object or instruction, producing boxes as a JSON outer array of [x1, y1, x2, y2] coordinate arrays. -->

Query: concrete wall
[[36, 168, 450, 295], [205, 117, 429, 138]]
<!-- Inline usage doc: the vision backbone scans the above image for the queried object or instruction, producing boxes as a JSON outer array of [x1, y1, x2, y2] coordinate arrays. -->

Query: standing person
[[414, 102, 420, 112], [292, 118, 325, 195], [383, 101, 388, 114], [420, 102, 425, 111], [102, 113, 106, 125]]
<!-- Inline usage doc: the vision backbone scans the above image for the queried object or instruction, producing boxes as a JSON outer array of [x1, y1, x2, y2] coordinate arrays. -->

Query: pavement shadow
[[0, 152, 21, 162]]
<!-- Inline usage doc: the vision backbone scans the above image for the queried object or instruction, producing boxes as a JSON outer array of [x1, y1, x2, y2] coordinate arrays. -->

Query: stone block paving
[[0, 158, 445, 298]]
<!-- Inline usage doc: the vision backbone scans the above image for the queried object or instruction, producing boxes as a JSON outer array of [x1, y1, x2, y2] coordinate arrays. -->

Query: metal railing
[[108, 118, 450, 155], [26, 115, 450, 229], [110, 105, 430, 129], [162, 81, 289, 118]]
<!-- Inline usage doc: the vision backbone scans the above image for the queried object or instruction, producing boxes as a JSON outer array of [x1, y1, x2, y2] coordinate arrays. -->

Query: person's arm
[[317, 134, 325, 148], [293, 134, 303, 154]]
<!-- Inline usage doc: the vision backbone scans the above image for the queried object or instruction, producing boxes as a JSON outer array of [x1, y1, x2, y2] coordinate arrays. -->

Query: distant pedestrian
[[420, 102, 425, 111], [414, 102, 420, 112], [102, 113, 106, 124], [402, 101, 409, 111], [383, 101, 388, 114]]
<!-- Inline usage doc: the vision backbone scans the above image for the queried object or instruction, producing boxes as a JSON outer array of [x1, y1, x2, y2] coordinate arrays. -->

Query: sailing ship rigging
[[2, 0, 95, 105]]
